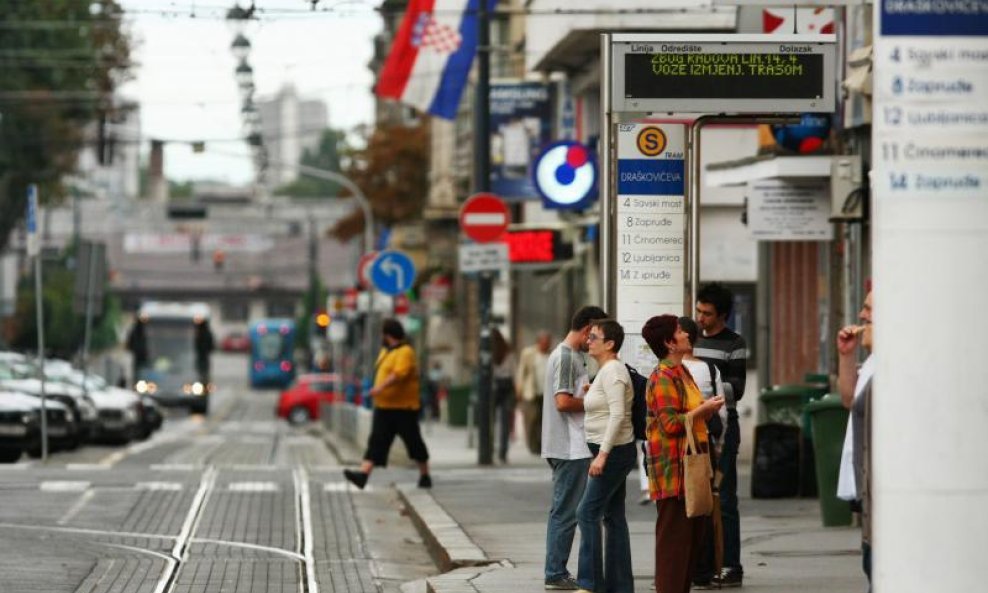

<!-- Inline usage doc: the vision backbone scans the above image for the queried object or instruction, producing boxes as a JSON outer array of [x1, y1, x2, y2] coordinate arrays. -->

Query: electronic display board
[[611, 34, 836, 114]]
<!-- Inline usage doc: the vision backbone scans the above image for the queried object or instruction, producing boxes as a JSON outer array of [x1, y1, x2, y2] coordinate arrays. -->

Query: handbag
[[683, 414, 714, 518]]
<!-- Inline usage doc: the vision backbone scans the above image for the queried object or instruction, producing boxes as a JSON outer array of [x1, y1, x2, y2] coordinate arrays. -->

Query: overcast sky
[[117, 0, 382, 184]]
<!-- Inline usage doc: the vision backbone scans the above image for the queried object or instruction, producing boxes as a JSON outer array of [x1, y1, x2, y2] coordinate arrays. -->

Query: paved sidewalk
[[324, 413, 868, 593]]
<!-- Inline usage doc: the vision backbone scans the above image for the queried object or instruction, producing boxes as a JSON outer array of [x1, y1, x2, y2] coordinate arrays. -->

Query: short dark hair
[[678, 316, 699, 347], [590, 318, 624, 353], [641, 314, 678, 359], [697, 282, 734, 319], [381, 318, 406, 341], [570, 305, 607, 331]]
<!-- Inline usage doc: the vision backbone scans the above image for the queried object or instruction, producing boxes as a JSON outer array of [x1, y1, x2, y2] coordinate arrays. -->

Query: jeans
[[720, 408, 741, 571], [545, 457, 591, 581], [577, 442, 637, 593]]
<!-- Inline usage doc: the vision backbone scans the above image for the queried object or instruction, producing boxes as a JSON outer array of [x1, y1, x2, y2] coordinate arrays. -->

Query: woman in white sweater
[[575, 318, 637, 593]]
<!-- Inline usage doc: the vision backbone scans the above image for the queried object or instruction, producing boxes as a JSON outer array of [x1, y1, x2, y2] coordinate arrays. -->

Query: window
[[267, 300, 296, 318], [221, 299, 249, 322]]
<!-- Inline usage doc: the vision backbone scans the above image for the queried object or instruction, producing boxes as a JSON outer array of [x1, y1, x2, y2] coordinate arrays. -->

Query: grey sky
[[117, 0, 382, 184]]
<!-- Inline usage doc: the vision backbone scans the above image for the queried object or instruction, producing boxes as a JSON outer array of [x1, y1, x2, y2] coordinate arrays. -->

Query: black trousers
[[363, 408, 430, 466]]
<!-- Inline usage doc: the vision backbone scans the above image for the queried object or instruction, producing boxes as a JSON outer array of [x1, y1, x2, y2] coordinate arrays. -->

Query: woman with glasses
[[575, 318, 637, 593]]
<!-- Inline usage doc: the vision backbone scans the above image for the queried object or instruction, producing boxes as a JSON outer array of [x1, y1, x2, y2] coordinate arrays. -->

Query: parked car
[[0, 391, 39, 463], [0, 378, 95, 449], [221, 331, 250, 353], [0, 390, 74, 457], [49, 369, 144, 444], [276, 373, 339, 425]]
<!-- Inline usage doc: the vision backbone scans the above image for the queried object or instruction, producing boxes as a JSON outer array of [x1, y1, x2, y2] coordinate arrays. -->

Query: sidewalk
[[324, 410, 867, 593]]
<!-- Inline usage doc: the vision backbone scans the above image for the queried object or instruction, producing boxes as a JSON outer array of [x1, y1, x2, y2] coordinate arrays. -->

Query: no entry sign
[[460, 193, 510, 243]]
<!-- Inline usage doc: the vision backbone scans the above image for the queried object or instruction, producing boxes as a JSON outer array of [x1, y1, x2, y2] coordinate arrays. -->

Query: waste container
[[446, 385, 471, 427], [804, 372, 830, 386], [807, 394, 853, 527], [760, 385, 826, 497]]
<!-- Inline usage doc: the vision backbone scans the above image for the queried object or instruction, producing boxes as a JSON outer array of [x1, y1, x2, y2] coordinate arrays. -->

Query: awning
[[705, 154, 837, 187]]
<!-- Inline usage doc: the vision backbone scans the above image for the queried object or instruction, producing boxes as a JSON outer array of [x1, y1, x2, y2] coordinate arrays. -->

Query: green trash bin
[[761, 385, 826, 497], [807, 394, 853, 527], [804, 372, 830, 386], [446, 385, 471, 427]]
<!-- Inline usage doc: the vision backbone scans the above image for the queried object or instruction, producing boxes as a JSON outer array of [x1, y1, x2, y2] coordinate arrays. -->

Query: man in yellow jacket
[[344, 318, 432, 489]]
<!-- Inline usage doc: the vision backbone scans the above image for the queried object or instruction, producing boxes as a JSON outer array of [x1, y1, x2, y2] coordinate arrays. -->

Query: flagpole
[[474, 0, 494, 466]]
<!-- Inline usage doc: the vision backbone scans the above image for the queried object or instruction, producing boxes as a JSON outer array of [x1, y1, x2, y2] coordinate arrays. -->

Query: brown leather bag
[[683, 414, 713, 518]]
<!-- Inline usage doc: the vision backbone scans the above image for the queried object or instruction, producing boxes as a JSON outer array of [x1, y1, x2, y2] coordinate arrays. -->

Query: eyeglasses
[[587, 333, 604, 343]]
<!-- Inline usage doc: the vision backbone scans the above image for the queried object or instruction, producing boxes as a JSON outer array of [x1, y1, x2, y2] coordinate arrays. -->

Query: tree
[[0, 1, 131, 251], [275, 128, 348, 198], [329, 121, 429, 241]]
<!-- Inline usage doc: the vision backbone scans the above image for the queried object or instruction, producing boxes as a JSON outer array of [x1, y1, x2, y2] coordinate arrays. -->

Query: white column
[[872, 5, 988, 591]]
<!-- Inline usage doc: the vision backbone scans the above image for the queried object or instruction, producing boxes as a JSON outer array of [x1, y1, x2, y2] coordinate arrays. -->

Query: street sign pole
[[474, 0, 493, 466], [27, 184, 48, 462]]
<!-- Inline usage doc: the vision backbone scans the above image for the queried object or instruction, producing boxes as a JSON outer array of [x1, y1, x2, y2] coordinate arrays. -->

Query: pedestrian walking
[[641, 314, 724, 593], [542, 305, 607, 590], [576, 319, 637, 593], [837, 290, 874, 589], [694, 283, 747, 588], [343, 319, 432, 490], [515, 330, 552, 455], [491, 327, 517, 464]]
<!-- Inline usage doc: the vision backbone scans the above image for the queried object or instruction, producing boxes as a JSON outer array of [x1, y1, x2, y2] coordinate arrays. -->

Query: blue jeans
[[545, 457, 591, 581], [721, 408, 741, 571], [576, 442, 637, 593]]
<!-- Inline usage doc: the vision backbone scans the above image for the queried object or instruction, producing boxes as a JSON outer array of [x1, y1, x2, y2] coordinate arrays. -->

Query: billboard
[[490, 81, 553, 200]]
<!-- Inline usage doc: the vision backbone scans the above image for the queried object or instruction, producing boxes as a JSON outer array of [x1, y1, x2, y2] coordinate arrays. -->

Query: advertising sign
[[490, 81, 553, 200], [747, 179, 833, 241], [611, 34, 836, 113], [533, 141, 597, 210], [615, 122, 687, 374]]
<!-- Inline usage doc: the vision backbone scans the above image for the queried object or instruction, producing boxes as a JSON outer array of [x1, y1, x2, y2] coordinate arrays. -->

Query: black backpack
[[626, 364, 648, 441]]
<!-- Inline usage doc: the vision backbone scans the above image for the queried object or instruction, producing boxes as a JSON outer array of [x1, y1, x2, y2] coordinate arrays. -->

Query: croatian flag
[[376, 0, 495, 120]]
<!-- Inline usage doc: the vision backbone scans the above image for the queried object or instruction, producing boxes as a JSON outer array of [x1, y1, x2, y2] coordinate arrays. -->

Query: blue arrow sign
[[370, 250, 416, 296], [26, 184, 39, 258]]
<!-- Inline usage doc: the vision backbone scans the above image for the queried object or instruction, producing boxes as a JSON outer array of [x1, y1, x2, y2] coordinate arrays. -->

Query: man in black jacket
[[694, 283, 747, 588]]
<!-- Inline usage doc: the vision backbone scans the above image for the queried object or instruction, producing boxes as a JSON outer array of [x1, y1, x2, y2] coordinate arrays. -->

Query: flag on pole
[[375, 0, 495, 120]]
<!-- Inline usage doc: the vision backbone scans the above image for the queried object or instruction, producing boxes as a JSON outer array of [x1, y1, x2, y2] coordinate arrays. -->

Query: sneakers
[[691, 577, 719, 590], [343, 469, 368, 490], [417, 473, 433, 489], [544, 576, 580, 590], [715, 567, 743, 588]]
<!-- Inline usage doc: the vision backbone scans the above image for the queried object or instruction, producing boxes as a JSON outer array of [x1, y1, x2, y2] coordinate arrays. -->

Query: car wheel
[[0, 448, 21, 463], [288, 406, 311, 425]]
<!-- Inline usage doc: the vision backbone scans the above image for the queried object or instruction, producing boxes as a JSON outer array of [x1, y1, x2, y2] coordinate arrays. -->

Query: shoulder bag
[[683, 414, 713, 518]]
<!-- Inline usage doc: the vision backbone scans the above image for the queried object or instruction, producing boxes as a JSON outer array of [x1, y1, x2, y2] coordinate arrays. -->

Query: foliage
[[274, 128, 347, 198], [329, 121, 429, 241], [7, 254, 122, 358], [0, 0, 131, 250]]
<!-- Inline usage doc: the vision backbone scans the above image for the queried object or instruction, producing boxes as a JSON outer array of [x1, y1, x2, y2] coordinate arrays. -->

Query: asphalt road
[[0, 353, 436, 593]]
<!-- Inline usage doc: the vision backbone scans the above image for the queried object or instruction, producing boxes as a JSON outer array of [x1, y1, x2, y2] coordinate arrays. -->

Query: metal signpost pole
[[474, 0, 493, 466], [600, 34, 614, 314], [27, 185, 48, 462], [80, 241, 98, 410]]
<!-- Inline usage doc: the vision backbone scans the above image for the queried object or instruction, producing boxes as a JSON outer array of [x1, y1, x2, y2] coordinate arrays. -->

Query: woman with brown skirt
[[641, 315, 724, 593]]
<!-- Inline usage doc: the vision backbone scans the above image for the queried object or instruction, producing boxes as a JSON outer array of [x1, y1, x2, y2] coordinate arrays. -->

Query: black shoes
[[716, 567, 743, 588], [417, 473, 432, 489], [343, 469, 368, 490]]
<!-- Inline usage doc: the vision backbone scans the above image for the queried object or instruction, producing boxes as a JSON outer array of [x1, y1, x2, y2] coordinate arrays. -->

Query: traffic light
[[314, 311, 330, 338]]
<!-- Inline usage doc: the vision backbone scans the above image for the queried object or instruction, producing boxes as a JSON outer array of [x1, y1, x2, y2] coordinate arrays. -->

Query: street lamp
[[225, 4, 250, 34], [235, 61, 254, 87], [230, 34, 251, 61]]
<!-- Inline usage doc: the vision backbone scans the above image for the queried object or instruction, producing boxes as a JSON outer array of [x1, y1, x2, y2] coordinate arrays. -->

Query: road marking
[[150, 464, 200, 472], [66, 463, 112, 471], [40, 481, 91, 492], [295, 467, 320, 593], [324, 482, 374, 493], [0, 462, 32, 470], [228, 481, 280, 492], [0, 522, 174, 541], [57, 488, 94, 525], [136, 482, 184, 491]]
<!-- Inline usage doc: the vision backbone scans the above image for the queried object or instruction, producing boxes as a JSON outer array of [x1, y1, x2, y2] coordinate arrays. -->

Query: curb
[[396, 485, 489, 573]]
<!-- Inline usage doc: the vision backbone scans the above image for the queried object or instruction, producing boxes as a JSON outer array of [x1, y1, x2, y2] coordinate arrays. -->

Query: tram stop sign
[[459, 193, 510, 243]]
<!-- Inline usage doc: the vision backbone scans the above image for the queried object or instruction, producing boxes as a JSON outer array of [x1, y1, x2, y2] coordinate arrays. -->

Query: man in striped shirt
[[694, 283, 747, 589]]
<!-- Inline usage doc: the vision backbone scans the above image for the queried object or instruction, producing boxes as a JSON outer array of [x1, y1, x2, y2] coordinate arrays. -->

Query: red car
[[220, 332, 250, 353], [276, 373, 339, 424]]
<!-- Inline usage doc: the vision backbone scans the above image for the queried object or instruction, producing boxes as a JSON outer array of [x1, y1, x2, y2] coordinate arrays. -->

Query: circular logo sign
[[636, 127, 667, 157], [533, 141, 596, 209]]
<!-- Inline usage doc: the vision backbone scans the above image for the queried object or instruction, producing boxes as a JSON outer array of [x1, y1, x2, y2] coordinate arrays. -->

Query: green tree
[[0, 0, 131, 250], [274, 128, 347, 197]]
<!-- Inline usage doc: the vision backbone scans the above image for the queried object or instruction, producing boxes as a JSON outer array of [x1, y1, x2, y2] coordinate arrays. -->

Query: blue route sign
[[370, 250, 416, 296]]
